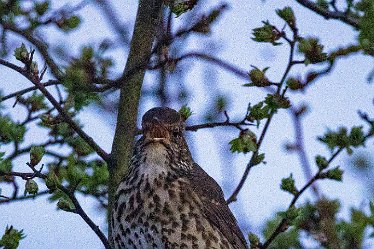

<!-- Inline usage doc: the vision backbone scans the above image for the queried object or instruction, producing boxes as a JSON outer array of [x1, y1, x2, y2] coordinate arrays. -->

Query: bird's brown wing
[[186, 163, 248, 249]]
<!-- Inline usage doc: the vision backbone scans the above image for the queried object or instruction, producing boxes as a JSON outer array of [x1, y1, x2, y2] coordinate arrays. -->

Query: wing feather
[[186, 163, 247, 249]]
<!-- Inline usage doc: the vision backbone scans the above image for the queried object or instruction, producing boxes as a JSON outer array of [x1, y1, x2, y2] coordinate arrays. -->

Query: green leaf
[[24, 92, 48, 112], [0, 160, 12, 175], [276, 7, 296, 29], [0, 116, 26, 144], [280, 174, 298, 195], [58, 15, 81, 31], [315, 155, 328, 170], [246, 101, 271, 125], [30, 146, 45, 166], [318, 127, 350, 150], [0, 226, 26, 249], [317, 0, 329, 9], [24, 179, 38, 196], [229, 130, 257, 154], [178, 105, 193, 120], [248, 232, 260, 248]]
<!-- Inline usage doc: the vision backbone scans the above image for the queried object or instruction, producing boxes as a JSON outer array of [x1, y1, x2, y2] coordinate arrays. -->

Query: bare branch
[[0, 80, 60, 103], [0, 190, 50, 205]]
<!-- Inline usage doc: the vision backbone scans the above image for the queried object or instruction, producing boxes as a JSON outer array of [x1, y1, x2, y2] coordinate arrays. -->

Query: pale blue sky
[[1, 0, 373, 248]]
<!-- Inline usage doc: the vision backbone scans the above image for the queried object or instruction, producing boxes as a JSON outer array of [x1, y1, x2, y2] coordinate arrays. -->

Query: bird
[[111, 107, 247, 249]]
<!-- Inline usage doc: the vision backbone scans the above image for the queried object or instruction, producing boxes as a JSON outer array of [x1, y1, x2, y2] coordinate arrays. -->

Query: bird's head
[[139, 107, 192, 167]]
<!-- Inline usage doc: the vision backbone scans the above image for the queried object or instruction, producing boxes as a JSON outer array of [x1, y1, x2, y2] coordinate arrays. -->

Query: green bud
[[265, 93, 291, 110], [252, 21, 281, 46], [81, 46, 94, 61], [315, 155, 328, 170], [298, 38, 327, 64], [316, 0, 329, 9], [279, 206, 300, 223], [280, 174, 298, 195], [276, 7, 296, 29], [34, 1, 50, 16], [14, 43, 29, 63], [248, 232, 260, 248], [349, 126, 365, 147], [320, 166, 344, 181], [24, 179, 38, 196], [167, 0, 198, 17], [30, 62, 39, 76], [0, 226, 26, 249], [251, 153, 265, 166], [30, 146, 45, 166], [248, 68, 271, 87], [57, 197, 75, 212], [178, 105, 193, 120], [286, 77, 303, 90], [45, 172, 58, 193], [58, 15, 81, 31]]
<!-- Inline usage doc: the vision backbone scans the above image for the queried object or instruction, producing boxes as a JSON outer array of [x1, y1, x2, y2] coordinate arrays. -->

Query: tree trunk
[[108, 0, 163, 246]]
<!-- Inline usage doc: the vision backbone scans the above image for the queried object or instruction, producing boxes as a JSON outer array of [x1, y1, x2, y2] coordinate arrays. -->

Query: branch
[[295, 0, 360, 28], [186, 120, 251, 132], [289, 106, 320, 197], [2, 165, 111, 249], [57, 185, 111, 249], [261, 147, 344, 249], [227, 31, 298, 204], [108, 0, 163, 245], [0, 190, 49, 204], [0, 58, 109, 162], [177, 52, 249, 80], [0, 21, 63, 79], [0, 80, 60, 103], [262, 131, 374, 248]]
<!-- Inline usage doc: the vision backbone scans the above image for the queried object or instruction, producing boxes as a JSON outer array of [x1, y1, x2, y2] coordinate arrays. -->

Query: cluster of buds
[[14, 43, 40, 78]]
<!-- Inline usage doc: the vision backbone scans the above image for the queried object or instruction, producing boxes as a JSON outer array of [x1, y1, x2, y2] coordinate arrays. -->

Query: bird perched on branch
[[112, 107, 247, 249]]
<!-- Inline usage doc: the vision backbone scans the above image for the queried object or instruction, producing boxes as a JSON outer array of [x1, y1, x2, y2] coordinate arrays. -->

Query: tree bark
[[108, 0, 163, 246]]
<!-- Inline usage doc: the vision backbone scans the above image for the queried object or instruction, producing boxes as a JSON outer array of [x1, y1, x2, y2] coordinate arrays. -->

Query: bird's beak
[[144, 123, 170, 143]]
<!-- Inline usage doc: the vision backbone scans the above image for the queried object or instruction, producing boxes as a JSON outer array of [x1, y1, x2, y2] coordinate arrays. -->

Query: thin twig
[[227, 32, 297, 204], [261, 147, 344, 248], [290, 106, 320, 198], [0, 190, 50, 204], [295, 0, 359, 28]]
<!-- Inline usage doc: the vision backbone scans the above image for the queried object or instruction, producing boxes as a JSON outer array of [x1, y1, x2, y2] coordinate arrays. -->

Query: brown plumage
[[112, 107, 247, 249]]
